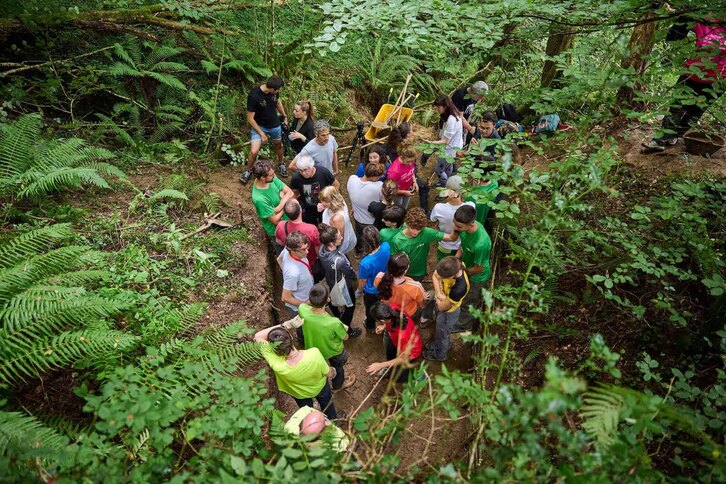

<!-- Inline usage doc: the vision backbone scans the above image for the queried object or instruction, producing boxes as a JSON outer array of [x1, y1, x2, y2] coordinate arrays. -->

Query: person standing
[[319, 186, 357, 255], [254, 325, 338, 420], [274, 199, 323, 282], [289, 155, 339, 226], [373, 253, 427, 320], [386, 144, 418, 209], [298, 284, 356, 391], [278, 231, 315, 318], [452, 204, 492, 332], [251, 159, 294, 254], [430, 176, 475, 260], [368, 178, 399, 230], [240, 76, 288, 184], [355, 145, 390, 181], [347, 163, 384, 257], [357, 227, 391, 331], [289, 100, 315, 154], [290, 120, 339, 175], [427, 95, 463, 188], [451, 81, 489, 132], [365, 301, 422, 383]]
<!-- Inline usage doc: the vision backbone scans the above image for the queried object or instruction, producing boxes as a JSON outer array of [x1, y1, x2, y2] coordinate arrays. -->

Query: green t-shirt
[[298, 304, 347, 359], [261, 344, 328, 398], [380, 227, 401, 243], [465, 180, 499, 226], [252, 177, 289, 237], [460, 221, 492, 284], [389, 227, 444, 278]]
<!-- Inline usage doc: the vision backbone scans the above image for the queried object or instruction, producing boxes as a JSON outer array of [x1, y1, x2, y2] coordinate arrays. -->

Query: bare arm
[[254, 324, 282, 342], [247, 112, 265, 137], [331, 213, 345, 238], [276, 99, 287, 120], [443, 231, 460, 242], [332, 151, 339, 176], [281, 288, 308, 308], [432, 271, 452, 312], [332, 178, 340, 189]]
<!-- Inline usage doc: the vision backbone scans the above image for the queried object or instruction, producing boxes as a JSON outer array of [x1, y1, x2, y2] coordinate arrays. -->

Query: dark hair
[[318, 223, 338, 246], [382, 205, 405, 228], [309, 283, 329, 308], [437, 256, 462, 278], [364, 162, 385, 179], [404, 207, 427, 231], [370, 301, 406, 329], [268, 327, 293, 356], [285, 230, 308, 250], [454, 204, 476, 225], [368, 145, 390, 165], [479, 111, 498, 124], [377, 253, 410, 300], [385, 122, 411, 152], [253, 159, 274, 179], [266, 75, 284, 90], [434, 94, 460, 129], [296, 100, 314, 120], [284, 200, 301, 220], [362, 226, 381, 254]]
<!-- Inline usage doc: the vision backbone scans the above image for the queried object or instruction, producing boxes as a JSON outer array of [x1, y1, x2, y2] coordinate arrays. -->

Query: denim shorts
[[251, 125, 282, 142]]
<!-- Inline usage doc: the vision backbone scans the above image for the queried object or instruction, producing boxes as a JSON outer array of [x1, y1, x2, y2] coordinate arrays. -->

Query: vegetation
[[0, 0, 724, 482]]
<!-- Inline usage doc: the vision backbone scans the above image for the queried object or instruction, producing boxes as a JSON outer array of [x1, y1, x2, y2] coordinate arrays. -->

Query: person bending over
[[365, 301, 423, 383]]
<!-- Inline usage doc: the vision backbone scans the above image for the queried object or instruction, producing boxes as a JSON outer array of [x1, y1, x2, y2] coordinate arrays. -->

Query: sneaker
[[641, 140, 665, 153], [277, 163, 289, 178], [422, 350, 446, 362], [333, 374, 356, 393], [239, 169, 252, 184], [348, 327, 363, 338]]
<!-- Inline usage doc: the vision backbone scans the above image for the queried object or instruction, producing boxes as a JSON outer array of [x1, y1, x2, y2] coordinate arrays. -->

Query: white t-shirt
[[441, 114, 463, 157], [280, 249, 314, 312], [346, 176, 382, 225], [322, 203, 357, 255], [430, 201, 475, 251], [298, 136, 338, 173]]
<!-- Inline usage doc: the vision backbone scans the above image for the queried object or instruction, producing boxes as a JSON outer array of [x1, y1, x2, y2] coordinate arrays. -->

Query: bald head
[[284, 199, 302, 221], [300, 410, 327, 436]]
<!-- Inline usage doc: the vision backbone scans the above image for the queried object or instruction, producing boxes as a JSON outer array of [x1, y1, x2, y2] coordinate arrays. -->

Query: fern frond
[[148, 189, 189, 203], [200, 321, 248, 350], [113, 42, 136, 68], [0, 409, 69, 460], [0, 224, 73, 270], [30, 137, 89, 173], [580, 384, 626, 446], [0, 330, 139, 384], [146, 71, 186, 91], [153, 61, 189, 73], [173, 303, 207, 336], [18, 167, 111, 198], [145, 45, 185, 67], [201, 341, 263, 372], [108, 62, 143, 78], [0, 114, 42, 179]]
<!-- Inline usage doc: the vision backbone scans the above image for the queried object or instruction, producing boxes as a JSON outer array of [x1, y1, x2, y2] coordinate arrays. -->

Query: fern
[[0, 223, 73, 269], [0, 409, 69, 460], [581, 384, 626, 446], [149, 189, 189, 203]]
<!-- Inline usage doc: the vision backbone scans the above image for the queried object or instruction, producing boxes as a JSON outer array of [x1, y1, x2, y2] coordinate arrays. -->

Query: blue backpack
[[534, 114, 560, 135]]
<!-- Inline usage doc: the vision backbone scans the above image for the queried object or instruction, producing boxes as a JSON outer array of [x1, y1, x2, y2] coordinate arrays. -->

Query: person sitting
[[379, 204, 406, 242], [386, 143, 419, 209], [290, 120, 339, 175], [427, 95, 464, 187], [422, 257, 470, 362], [255, 324, 338, 419], [278, 231, 314, 318], [298, 284, 356, 391], [365, 301, 423, 382], [318, 223, 361, 337], [430, 175, 475, 260], [288, 100, 315, 154], [373, 253, 426, 321], [251, 159, 294, 254], [284, 406, 349, 451], [355, 145, 390, 182], [289, 155, 339, 226], [319, 185, 357, 255], [368, 178, 398, 230], [275, 199, 323, 282], [466, 111, 501, 157], [357, 226, 391, 331], [348, 162, 385, 258]]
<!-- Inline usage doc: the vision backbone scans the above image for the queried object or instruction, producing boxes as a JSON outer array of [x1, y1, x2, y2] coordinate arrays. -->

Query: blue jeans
[[435, 158, 454, 185], [329, 349, 348, 390], [292, 380, 337, 420], [428, 307, 461, 360], [251, 125, 282, 142]]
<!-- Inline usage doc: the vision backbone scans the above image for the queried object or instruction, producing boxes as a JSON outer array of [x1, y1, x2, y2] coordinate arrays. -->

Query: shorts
[[251, 125, 282, 142]]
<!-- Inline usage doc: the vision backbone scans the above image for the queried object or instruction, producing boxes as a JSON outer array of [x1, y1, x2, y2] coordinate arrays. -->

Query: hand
[[317, 202, 325, 212], [260, 132, 268, 143], [366, 362, 386, 375], [354, 290, 363, 299], [412, 184, 419, 193], [333, 168, 340, 176], [375, 324, 385, 335]]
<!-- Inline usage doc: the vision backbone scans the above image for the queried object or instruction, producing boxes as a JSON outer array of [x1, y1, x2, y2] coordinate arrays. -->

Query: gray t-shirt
[[298, 136, 338, 173], [281, 249, 314, 312], [346, 176, 382, 225]]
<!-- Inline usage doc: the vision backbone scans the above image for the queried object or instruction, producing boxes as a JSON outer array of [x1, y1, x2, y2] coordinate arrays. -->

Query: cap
[[436, 175, 464, 200], [471, 81, 489, 95]]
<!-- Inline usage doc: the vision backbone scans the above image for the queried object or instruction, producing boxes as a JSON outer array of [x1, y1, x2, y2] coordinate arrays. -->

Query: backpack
[[496, 103, 523, 123], [534, 114, 561, 135], [495, 120, 523, 138]]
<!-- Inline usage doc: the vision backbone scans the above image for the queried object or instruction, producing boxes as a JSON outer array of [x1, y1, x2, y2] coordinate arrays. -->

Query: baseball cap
[[471, 81, 489, 95], [436, 175, 465, 200]]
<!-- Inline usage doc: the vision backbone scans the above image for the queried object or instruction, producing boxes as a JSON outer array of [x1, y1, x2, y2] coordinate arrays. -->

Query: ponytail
[[377, 253, 410, 300], [296, 100, 314, 120], [306, 101, 314, 120], [378, 272, 394, 300]]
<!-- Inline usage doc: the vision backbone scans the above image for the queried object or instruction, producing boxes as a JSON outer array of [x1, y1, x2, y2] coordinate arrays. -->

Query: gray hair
[[295, 155, 315, 171], [313, 119, 330, 135]]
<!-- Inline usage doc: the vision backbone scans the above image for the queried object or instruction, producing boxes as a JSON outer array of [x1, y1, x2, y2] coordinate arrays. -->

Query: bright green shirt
[[460, 221, 492, 284], [298, 304, 347, 359], [380, 227, 401, 243], [252, 177, 289, 236], [388, 227, 444, 278], [261, 344, 328, 398], [465, 180, 499, 226]]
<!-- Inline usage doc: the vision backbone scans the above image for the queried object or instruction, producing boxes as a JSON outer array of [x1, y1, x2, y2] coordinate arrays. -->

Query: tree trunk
[[616, 13, 658, 110], [541, 24, 575, 88]]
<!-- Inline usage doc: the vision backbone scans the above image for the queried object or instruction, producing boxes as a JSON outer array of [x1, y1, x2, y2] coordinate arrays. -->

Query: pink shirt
[[387, 157, 416, 191], [686, 23, 726, 83], [274, 220, 321, 264]]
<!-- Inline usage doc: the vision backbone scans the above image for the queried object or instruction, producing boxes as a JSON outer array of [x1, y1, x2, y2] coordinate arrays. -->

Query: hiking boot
[[641, 140, 665, 153], [333, 374, 356, 393], [348, 327, 363, 338], [277, 163, 289, 177], [239, 169, 252, 184]]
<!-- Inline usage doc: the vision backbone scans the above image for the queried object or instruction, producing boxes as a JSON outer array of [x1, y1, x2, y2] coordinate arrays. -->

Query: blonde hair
[[319, 185, 346, 213], [399, 142, 417, 160]]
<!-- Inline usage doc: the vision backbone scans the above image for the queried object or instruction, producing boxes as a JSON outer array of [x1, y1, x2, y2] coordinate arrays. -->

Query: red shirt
[[275, 220, 321, 264], [386, 307, 422, 360]]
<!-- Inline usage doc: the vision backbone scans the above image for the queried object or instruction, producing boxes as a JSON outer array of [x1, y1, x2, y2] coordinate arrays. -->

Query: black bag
[[496, 103, 523, 123]]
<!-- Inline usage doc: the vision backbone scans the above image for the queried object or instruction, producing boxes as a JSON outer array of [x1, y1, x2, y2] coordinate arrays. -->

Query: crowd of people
[[247, 75, 504, 433]]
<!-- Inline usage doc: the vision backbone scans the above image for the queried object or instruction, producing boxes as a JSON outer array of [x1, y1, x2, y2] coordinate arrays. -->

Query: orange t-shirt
[[373, 273, 425, 318]]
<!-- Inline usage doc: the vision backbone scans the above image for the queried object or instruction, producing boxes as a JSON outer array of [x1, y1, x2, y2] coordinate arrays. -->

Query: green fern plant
[[108, 40, 188, 92], [0, 407, 69, 464], [0, 114, 126, 201]]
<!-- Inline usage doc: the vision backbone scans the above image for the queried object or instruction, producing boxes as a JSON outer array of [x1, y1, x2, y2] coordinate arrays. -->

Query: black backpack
[[496, 103, 523, 123]]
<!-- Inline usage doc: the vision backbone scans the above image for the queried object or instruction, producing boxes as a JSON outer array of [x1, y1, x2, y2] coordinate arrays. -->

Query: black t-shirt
[[246, 86, 280, 129], [368, 200, 388, 230], [448, 273, 469, 303], [451, 86, 475, 115], [290, 117, 315, 154], [290, 166, 335, 223]]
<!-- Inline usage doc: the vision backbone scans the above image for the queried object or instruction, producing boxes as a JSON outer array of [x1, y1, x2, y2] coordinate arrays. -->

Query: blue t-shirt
[[355, 162, 390, 182], [359, 242, 391, 295]]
